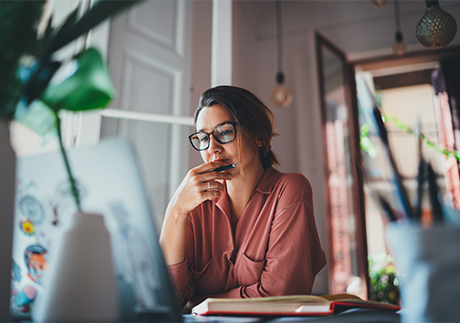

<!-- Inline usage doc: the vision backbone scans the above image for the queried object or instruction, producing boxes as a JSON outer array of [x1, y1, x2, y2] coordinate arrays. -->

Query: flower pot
[[34, 212, 119, 322]]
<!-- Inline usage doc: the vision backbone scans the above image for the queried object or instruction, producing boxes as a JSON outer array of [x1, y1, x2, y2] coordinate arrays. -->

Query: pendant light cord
[[425, 0, 439, 8], [275, 0, 283, 76], [394, 0, 401, 33]]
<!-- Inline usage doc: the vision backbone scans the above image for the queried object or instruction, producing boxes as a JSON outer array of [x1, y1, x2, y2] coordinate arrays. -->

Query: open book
[[192, 294, 400, 316]]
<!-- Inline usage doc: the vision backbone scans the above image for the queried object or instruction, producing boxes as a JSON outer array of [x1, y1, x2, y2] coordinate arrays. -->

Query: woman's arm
[[159, 161, 231, 265], [160, 162, 232, 308]]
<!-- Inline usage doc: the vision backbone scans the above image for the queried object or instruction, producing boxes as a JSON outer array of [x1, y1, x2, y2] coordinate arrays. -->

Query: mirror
[[316, 33, 368, 298]]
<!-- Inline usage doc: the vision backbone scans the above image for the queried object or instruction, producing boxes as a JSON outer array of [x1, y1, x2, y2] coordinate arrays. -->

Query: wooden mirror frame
[[315, 32, 369, 298]]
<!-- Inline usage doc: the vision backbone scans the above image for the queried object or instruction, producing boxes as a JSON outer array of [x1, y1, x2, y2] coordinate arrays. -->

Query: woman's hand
[[168, 161, 233, 216], [160, 161, 232, 266]]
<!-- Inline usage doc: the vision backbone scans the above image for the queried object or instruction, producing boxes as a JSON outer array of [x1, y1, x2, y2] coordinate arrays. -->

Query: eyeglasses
[[188, 122, 237, 151]]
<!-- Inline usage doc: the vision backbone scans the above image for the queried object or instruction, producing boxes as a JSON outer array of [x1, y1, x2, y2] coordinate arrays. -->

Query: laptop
[[10, 138, 185, 322]]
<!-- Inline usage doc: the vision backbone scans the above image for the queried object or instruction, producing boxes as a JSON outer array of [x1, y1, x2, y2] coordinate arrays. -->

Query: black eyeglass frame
[[188, 122, 237, 151]]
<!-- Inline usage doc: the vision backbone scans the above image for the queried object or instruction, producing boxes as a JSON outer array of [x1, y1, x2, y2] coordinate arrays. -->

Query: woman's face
[[195, 104, 262, 175]]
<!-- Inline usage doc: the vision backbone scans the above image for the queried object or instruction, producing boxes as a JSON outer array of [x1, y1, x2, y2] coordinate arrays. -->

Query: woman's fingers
[[169, 162, 233, 216], [195, 161, 229, 175], [190, 164, 232, 191], [202, 179, 226, 192], [174, 168, 228, 212]]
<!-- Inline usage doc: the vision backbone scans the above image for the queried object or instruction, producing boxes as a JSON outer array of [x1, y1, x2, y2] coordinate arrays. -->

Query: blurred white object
[[387, 223, 460, 323], [35, 212, 119, 322]]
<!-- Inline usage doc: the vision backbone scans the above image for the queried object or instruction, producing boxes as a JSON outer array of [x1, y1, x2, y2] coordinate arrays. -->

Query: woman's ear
[[256, 139, 263, 148]]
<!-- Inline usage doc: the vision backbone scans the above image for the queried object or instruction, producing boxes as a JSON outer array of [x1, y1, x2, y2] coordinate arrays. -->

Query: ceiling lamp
[[270, 0, 292, 108], [372, 0, 389, 8], [393, 0, 406, 56], [416, 0, 457, 49]]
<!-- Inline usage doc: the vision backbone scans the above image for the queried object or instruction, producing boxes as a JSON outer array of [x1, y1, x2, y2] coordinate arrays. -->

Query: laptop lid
[[11, 138, 183, 322]]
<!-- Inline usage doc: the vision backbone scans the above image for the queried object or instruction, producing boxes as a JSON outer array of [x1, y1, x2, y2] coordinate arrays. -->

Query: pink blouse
[[168, 167, 326, 309]]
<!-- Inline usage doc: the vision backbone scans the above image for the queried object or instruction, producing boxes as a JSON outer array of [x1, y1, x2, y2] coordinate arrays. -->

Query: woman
[[160, 86, 326, 309]]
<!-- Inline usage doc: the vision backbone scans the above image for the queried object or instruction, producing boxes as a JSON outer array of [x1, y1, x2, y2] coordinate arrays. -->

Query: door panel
[[101, 0, 193, 230]]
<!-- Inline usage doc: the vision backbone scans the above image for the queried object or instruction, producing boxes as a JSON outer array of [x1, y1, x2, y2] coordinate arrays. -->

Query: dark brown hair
[[195, 86, 280, 169]]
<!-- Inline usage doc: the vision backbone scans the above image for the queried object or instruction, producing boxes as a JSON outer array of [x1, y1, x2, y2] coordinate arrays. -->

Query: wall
[[189, 0, 213, 168], [232, 2, 258, 93]]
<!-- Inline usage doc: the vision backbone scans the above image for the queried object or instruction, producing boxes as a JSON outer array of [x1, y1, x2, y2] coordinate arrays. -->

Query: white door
[[100, 0, 194, 230]]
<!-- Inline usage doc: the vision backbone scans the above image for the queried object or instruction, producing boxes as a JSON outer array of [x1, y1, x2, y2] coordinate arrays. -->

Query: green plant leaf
[[20, 60, 62, 107], [45, 0, 143, 56], [43, 14, 54, 41], [41, 48, 116, 112], [14, 99, 56, 136], [49, 7, 79, 47]]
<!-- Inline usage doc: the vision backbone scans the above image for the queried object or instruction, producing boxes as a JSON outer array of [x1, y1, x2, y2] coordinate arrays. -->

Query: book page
[[203, 295, 329, 304], [320, 293, 362, 301]]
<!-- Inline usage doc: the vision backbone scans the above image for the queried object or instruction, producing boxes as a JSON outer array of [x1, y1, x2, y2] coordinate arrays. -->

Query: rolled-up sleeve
[[167, 218, 195, 309]]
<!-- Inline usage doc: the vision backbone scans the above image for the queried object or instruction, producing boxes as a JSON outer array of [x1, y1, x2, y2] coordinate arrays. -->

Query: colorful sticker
[[11, 285, 37, 313], [18, 195, 45, 226], [19, 219, 35, 236], [24, 245, 49, 285]]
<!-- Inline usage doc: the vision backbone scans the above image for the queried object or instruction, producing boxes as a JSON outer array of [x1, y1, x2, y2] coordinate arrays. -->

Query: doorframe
[[351, 44, 460, 71]]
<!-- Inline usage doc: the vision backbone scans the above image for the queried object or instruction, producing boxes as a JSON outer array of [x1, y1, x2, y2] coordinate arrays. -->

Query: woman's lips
[[212, 158, 228, 164]]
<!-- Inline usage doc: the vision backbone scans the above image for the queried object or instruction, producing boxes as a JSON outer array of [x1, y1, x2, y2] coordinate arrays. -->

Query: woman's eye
[[198, 135, 209, 142]]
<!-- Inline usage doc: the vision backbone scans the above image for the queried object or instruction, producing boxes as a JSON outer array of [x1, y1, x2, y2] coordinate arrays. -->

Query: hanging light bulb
[[270, 72, 292, 107], [393, 31, 406, 56], [393, 0, 406, 56], [416, 0, 457, 49], [372, 0, 389, 8], [270, 0, 292, 108]]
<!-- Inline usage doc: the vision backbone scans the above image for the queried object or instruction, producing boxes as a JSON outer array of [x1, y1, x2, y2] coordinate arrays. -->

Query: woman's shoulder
[[267, 168, 313, 201], [268, 167, 311, 187], [279, 171, 311, 185]]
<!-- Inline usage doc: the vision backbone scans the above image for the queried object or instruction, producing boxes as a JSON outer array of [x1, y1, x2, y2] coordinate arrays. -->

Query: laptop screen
[[11, 138, 182, 322]]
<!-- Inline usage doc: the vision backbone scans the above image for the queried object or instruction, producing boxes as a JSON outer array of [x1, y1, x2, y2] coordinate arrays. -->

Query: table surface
[[183, 308, 401, 323]]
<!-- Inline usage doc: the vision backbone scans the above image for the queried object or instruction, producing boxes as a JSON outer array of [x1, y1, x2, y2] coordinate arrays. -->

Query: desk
[[183, 308, 400, 323]]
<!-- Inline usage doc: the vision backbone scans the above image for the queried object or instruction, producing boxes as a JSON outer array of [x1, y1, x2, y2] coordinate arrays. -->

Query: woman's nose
[[208, 134, 222, 154]]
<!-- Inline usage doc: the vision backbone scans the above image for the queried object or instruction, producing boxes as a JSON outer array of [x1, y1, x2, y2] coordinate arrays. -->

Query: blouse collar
[[214, 166, 282, 211]]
